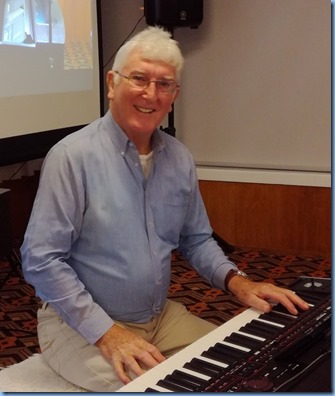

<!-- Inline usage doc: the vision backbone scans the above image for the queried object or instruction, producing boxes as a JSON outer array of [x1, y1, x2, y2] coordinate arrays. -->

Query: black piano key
[[240, 320, 281, 338], [164, 374, 198, 392], [212, 342, 248, 360], [225, 332, 264, 350], [238, 325, 267, 339], [157, 378, 191, 392], [295, 291, 323, 306], [185, 357, 225, 376], [184, 362, 215, 378], [144, 387, 159, 392], [163, 370, 208, 392], [259, 311, 296, 326], [272, 300, 313, 314], [202, 347, 236, 365], [172, 369, 208, 387]]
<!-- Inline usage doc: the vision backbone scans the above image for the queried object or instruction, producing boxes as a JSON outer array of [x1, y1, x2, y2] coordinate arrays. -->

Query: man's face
[[107, 51, 179, 143]]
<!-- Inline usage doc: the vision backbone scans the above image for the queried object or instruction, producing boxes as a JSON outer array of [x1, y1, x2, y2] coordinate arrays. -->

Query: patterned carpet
[[0, 248, 331, 368]]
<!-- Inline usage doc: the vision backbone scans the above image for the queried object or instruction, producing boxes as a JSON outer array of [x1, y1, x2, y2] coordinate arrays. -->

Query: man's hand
[[95, 324, 166, 385], [227, 276, 310, 315]]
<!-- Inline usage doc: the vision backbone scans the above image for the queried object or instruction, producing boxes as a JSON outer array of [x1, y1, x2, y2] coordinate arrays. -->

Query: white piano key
[[271, 303, 314, 318], [235, 330, 266, 342], [196, 354, 229, 368], [178, 366, 212, 381], [220, 340, 251, 352], [149, 384, 173, 392], [255, 318, 285, 328], [271, 310, 299, 319]]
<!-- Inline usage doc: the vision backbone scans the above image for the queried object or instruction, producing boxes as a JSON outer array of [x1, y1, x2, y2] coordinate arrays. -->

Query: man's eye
[[157, 81, 171, 89], [131, 75, 147, 83]]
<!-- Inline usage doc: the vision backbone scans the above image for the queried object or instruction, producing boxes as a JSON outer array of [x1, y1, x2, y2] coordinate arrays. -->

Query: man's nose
[[143, 81, 159, 97]]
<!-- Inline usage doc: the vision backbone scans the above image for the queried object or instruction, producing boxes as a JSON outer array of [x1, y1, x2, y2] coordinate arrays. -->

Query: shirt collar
[[102, 111, 165, 155]]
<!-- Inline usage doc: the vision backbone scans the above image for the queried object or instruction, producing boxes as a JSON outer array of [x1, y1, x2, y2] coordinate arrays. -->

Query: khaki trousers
[[37, 299, 217, 392]]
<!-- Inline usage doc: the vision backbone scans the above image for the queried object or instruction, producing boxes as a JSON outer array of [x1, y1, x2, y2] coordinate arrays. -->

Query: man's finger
[[113, 359, 132, 385]]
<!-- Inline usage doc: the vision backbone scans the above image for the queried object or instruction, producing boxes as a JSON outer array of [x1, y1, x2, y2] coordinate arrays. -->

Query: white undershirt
[[139, 151, 153, 180]]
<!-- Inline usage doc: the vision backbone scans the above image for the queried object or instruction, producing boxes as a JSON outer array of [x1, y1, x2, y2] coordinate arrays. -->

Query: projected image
[[2, 0, 65, 44], [0, 0, 94, 97]]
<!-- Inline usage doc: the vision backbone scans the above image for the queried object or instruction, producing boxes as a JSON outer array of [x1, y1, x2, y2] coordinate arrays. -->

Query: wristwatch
[[225, 269, 249, 292]]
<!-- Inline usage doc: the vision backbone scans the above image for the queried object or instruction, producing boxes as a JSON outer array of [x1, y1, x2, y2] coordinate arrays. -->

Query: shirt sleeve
[[21, 144, 113, 344], [177, 157, 238, 291]]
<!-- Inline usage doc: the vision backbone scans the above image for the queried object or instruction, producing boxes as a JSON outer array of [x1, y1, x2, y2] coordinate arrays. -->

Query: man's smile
[[134, 105, 155, 114]]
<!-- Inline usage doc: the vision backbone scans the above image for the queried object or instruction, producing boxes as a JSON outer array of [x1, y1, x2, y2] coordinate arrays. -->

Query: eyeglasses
[[114, 71, 179, 93]]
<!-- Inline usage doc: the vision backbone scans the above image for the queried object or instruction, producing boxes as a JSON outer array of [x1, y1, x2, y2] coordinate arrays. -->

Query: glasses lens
[[129, 76, 148, 89], [156, 81, 176, 93], [126, 74, 177, 93]]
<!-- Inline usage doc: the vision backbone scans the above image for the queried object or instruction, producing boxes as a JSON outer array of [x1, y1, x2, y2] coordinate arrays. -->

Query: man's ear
[[106, 70, 115, 100]]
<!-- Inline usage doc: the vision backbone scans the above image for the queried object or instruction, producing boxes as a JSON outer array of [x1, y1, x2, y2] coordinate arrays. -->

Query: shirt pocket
[[152, 196, 190, 245]]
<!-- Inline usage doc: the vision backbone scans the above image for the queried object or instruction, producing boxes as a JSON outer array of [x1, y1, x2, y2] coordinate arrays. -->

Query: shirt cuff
[[76, 307, 115, 345], [212, 263, 238, 292]]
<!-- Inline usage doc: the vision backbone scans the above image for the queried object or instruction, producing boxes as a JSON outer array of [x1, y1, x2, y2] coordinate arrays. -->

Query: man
[[21, 26, 309, 392]]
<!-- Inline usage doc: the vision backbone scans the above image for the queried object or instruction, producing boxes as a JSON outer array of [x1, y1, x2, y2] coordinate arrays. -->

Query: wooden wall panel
[[199, 180, 331, 256]]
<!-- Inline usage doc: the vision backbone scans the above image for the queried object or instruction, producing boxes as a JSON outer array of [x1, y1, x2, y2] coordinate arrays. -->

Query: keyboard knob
[[243, 377, 274, 392]]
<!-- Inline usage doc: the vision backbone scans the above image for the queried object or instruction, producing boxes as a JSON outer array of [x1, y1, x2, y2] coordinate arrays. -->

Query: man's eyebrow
[[128, 70, 145, 75], [129, 70, 175, 80]]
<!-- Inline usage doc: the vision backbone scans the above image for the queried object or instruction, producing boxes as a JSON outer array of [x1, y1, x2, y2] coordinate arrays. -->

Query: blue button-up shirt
[[21, 112, 237, 344]]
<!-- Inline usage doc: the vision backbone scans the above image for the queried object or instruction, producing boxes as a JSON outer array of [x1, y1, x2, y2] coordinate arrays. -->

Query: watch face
[[237, 270, 248, 278]]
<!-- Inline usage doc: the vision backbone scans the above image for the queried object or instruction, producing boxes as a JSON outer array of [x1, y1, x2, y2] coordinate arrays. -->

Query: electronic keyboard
[[118, 277, 331, 392]]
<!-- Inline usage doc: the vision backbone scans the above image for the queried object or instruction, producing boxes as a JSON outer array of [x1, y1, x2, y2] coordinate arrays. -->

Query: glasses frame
[[114, 71, 179, 94]]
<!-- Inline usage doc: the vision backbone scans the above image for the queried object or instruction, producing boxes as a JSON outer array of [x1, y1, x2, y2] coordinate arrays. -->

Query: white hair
[[112, 26, 184, 81]]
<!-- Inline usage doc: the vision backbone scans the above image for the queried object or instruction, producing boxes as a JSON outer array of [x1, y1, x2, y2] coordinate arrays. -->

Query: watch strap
[[225, 269, 249, 292]]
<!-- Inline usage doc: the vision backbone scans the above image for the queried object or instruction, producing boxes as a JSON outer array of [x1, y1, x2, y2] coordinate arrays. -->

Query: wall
[[199, 180, 331, 255], [173, 0, 330, 185]]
